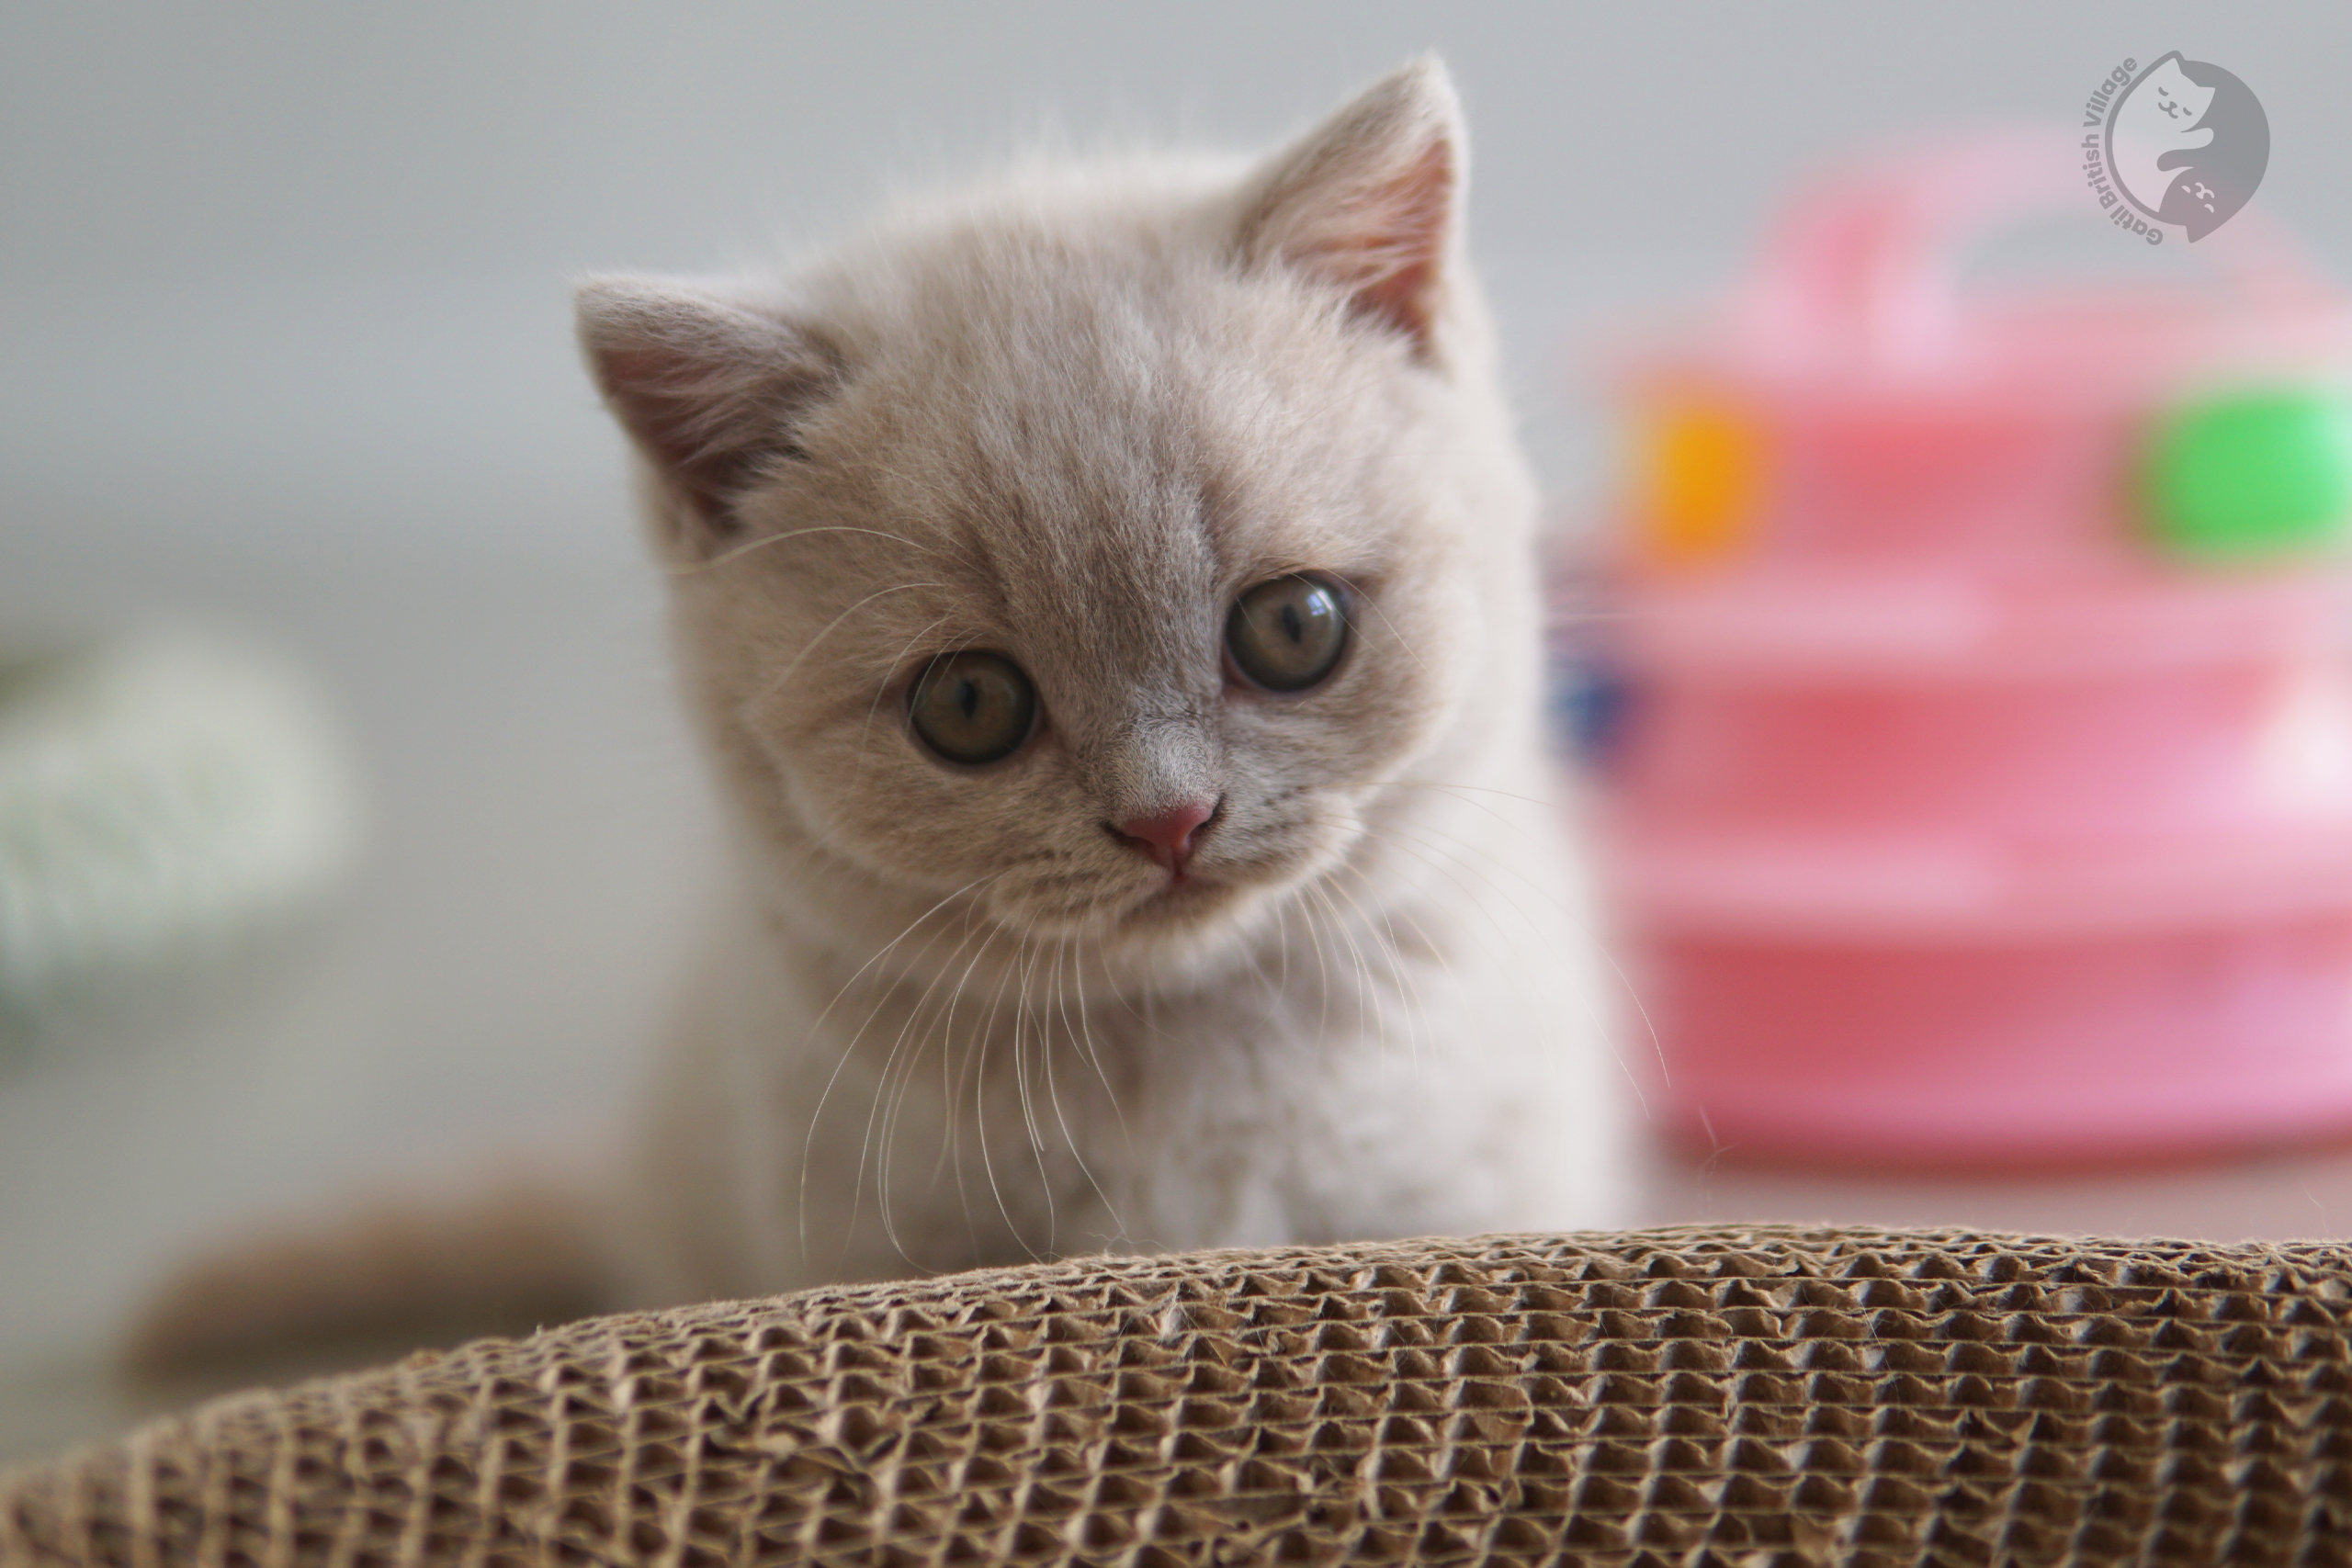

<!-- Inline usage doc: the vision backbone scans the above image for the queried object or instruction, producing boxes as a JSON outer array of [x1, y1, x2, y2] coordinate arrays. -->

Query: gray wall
[[8, 0, 2350, 573], [10, 2, 2351, 287]]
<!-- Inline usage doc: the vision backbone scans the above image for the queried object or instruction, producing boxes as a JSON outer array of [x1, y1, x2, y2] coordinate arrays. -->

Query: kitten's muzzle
[[1107, 796, 1222, 881]]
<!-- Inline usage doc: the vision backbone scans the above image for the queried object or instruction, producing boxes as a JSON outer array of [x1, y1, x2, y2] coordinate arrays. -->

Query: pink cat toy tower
[[1586, 132, 2352, 1168]]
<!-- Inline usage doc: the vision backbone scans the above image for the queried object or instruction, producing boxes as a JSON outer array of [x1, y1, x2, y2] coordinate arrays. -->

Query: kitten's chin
[[1102, 879, 1289, 985], [1112, 875, 1257, 943], [972, 871, 1288, 989]]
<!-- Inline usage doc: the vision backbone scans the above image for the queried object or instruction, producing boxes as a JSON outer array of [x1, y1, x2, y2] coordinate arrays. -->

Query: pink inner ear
[[1348, 139, 1451, 351], [578, 288, 838, 537], [595, 344, 715, 479], [1290, 137, 1453, 357]]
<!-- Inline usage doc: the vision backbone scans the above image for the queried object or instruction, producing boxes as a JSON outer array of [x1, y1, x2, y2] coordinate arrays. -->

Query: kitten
[[128, 60, 1624, 1370], [576, 56, 1623, 1307]]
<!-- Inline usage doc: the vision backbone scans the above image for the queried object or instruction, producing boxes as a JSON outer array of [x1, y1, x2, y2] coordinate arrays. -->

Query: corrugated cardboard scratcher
[[4, 1226, 2349, 1566]]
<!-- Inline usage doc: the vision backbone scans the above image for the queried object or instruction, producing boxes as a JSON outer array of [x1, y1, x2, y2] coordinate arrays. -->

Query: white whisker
[[970, 935, 1033, 1260], [671, 524, 943, 576], [1069, 939, 1132, 1148], [793, 872, 1000, 1268], [1306, 881, 1387, 1074], [1320, 867, 1428, 1070], [871, 913, 994, 1265], [1041, 937, 1121, 1253], [761, 581, 944, 700]]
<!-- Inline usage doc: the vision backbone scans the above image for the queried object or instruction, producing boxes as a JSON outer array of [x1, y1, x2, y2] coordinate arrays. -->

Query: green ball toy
[[2143, 386, 2352, 562]]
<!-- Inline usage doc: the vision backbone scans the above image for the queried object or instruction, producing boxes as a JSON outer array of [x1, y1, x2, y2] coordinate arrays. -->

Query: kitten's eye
[[908, 650, 1038, 765], [1227, 574, 1349, 692]]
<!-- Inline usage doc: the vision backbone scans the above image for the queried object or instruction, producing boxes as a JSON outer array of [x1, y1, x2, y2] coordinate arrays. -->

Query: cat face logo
[[2102, 52, 2269, 241]]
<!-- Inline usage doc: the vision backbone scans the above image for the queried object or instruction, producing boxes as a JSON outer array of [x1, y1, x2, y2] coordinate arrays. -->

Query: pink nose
[[1113, 800, 1218, 875]]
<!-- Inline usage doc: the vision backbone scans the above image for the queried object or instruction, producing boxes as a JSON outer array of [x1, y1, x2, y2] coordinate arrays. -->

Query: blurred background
[[6, 0, 2352, 1461]]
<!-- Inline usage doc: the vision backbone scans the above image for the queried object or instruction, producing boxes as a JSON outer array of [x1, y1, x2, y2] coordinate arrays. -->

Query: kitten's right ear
[[1238, 58, 1465, 362], [574, 277, 840, 546]]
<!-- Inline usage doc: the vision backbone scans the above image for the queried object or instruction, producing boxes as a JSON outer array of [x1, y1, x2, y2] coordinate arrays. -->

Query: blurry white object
[[0, 634, 362, 1021]]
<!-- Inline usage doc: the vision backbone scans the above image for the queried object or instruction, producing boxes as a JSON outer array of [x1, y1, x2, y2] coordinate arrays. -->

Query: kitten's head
[[578, 61, 1539, 980]]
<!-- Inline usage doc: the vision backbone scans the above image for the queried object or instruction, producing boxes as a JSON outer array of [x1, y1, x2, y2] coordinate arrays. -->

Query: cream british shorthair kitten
[[132, 59, 1623, 1365]]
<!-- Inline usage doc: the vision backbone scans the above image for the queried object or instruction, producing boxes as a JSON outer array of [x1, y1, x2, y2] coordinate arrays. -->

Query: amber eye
[[1226, 574, 1349, 692], [909, 650, 1038, 765]]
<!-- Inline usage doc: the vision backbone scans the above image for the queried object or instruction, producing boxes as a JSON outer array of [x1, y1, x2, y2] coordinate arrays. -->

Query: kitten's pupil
[[1280, 604, 1304, 646], [957, 680, 979, 721]]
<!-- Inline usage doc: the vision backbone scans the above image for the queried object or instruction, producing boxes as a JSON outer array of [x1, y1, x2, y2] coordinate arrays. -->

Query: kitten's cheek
[[746, 733, 918, 870], [1294, 794, 1375, 873], [768, 759, 856, 850]]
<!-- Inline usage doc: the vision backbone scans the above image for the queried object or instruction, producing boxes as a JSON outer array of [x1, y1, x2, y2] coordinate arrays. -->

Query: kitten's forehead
[[846, 226, 1383, 576], [817, 227, 1391, 682]]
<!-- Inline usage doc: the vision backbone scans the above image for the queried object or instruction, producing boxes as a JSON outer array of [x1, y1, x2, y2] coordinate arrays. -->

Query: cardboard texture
[[5, 1225, 2349, 1566]]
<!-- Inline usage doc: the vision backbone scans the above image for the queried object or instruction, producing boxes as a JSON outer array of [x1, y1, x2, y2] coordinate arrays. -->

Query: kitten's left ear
[[1238, 57, 1465, 362]]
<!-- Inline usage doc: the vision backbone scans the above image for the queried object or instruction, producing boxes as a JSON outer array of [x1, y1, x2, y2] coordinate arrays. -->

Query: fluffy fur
[[578, 58, 1624, 1306], [129, 61, 1624, 1371]]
